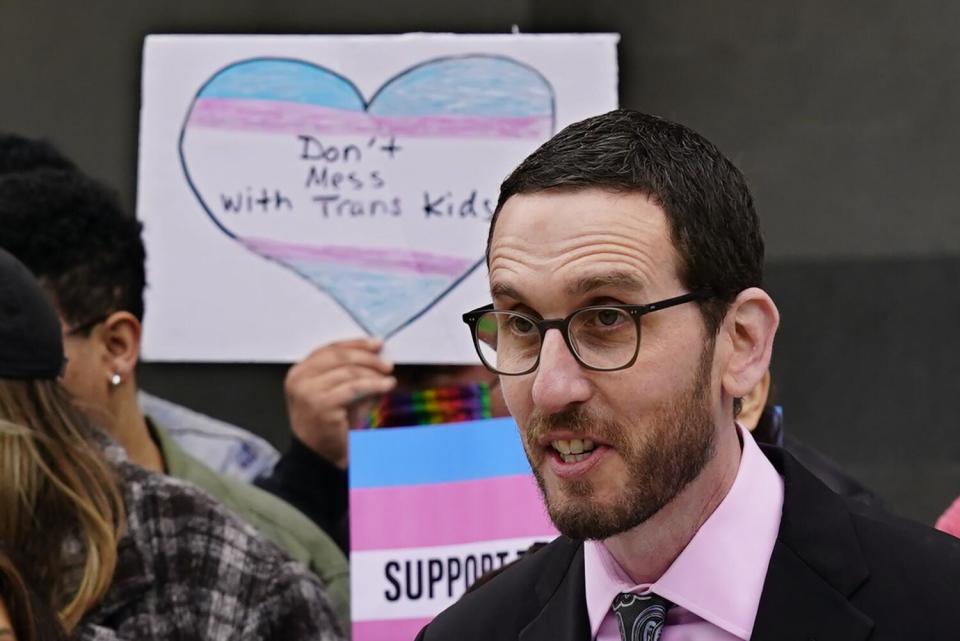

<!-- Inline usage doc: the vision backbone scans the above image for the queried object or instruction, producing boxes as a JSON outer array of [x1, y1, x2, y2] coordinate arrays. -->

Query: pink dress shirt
[[936, 495, 960, 538], [584, 424, 784, 640]]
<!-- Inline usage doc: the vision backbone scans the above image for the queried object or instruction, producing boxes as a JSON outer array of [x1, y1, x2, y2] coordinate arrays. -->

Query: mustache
[[525, 405, 624, 445]]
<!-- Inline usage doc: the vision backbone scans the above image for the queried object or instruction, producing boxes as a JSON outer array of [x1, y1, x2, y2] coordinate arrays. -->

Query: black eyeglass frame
[[462, 290, 712, 376]]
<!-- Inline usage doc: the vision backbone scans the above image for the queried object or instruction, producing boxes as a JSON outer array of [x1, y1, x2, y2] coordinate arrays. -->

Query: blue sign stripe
[[349, 417, 532, 488]]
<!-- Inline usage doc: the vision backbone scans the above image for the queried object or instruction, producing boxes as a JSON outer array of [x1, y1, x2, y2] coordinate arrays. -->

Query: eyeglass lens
[[474, 308, 639, 374]]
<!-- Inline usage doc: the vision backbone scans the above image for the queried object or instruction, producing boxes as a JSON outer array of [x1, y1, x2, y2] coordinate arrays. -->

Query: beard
[[522, 345, 717, 540]]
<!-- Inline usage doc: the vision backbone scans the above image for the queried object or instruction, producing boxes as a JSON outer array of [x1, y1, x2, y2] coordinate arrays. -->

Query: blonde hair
[[0, 379, 124, 631]]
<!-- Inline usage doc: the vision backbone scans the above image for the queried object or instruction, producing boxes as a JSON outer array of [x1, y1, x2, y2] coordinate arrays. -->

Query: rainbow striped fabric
[[349, 418, 557, 640], [366, 383, 492, 428]]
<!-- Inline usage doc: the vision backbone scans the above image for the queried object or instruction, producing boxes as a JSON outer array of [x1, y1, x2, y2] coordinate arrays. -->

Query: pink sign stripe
[[242, 237, 475, 277], [189, 98, 552, 138], [353, 617, 431, 641], [350, 474, 556, 551]]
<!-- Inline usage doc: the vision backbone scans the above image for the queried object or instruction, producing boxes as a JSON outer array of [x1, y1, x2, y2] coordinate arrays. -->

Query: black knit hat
[[0, 248, 64, 379]]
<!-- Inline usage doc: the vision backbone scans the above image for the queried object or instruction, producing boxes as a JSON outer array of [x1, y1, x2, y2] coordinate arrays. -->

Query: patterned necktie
[[612, 592, 671, 641]]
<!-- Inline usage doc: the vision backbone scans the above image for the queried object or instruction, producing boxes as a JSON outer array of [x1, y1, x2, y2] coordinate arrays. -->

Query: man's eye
[[509, 316, 535, 333], [597, 309, 621, 326]]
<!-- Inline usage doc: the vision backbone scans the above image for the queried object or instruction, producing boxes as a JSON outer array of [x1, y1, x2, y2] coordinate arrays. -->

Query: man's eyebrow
[[490, 281, 522, 301], [565, 271, 646, 296]]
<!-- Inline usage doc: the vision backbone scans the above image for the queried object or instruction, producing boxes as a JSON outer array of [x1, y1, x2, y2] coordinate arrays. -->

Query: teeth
[[560, 452, 591, 464], [551, 439, 598, 457]]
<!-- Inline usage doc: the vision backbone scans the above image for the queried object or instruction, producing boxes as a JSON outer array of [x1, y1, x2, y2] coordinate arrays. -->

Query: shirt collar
[[584, 424, 784, 639]]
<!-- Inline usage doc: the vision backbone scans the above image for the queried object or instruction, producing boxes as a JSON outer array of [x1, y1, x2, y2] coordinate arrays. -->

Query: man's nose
[[530, 329, 592, 415]]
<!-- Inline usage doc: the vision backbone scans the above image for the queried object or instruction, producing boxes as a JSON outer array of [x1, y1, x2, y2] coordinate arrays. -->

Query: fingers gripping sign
[[285, 337, 397, 469]]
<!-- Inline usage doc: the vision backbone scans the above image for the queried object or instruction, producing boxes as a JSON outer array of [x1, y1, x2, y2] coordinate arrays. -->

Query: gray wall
[[2, 0, 958, 523]]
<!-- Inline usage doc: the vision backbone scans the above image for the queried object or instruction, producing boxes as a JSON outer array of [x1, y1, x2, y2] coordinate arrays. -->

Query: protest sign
[[349, 418, 556, 640], [137, 33, 618, 363]]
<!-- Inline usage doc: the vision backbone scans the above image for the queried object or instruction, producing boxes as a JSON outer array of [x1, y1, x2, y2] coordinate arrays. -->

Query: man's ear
[[100, 311, 142, 380], [720, 288, 779, 401]]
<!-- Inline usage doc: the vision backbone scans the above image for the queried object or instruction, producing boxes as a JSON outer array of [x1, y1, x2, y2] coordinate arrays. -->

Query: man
[[418, 109, 960, 640], [0, 154, 350, 628]]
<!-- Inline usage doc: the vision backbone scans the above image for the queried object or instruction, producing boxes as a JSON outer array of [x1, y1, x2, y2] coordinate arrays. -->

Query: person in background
[[0, 137, 349, 627], [0, 247, 343, 640], [0, 548, 68, 641]]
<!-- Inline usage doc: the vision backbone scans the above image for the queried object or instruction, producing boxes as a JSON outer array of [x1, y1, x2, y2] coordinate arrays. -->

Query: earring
[[109, 373, 122, 387]]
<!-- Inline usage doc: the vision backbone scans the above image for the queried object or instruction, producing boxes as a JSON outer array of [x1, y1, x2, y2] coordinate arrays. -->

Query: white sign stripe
[[351, 535, 555, 621]]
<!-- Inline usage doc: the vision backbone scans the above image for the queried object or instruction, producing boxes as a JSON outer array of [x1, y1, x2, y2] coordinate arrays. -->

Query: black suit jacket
[[417, 447, 960, 640]]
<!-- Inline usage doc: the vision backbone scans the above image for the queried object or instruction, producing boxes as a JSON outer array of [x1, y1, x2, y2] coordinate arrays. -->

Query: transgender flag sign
[[349, 418, 558, 640]]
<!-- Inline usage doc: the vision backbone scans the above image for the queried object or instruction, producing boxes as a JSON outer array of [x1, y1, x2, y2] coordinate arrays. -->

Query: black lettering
[[331, 172, 344, 189], [312, 195, 338, 217], [446, 557, 462, 598], [384, 561, 402, 602], [347, 171, 363, 190], [496, 551, 510, 567], [297, 135, 363, 163], [274, 190, 293, 210], [391, 197, 402, 216], [427, 559, 444, 599], [459, 190, 478, 218], [370, 199, 389, 216], [464, 556, 478, 587], [480, 553, 494, 576], [380, 136, 402, 158], [305, 166, 328, 188], [255, 188, 271, 212], [298, 134, 323, 160], [423, 191, 446, 217], [370, 170, 385, 189], [349, 200, 365, 217], [220, 192, 243, 213], [406, 560, 424, 600], [483, 198, 495, 220], [343, 144, 362, 163]]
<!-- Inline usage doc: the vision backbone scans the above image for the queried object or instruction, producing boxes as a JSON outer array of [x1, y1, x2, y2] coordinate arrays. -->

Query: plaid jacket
[[74, 459, 345, 641]]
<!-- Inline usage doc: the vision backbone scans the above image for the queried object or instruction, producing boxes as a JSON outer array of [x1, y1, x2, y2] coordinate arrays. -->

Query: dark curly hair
[[0, 134, 76, 176], [490, 109, 764, 335], [0, 167, 146, 328]]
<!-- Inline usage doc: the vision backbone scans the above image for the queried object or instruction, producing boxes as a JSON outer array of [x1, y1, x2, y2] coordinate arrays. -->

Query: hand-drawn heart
[[180, 55, 555, 338]]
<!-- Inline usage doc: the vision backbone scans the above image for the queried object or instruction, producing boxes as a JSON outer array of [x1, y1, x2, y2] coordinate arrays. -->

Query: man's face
[[488, 188, 720, 539], [59, 319, 112, 420]]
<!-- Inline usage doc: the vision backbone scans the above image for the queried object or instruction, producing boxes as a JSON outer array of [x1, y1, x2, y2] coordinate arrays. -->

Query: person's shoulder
[[112, 461, 344, 637], [847, 503, 960, 611], [153, 420, 345, 568], [418, 537, 577, 641]]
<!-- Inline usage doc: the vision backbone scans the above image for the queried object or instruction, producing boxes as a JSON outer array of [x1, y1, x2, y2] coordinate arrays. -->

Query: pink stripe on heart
[[350, 474, 556, 551], [188, 98, 553, 138], [353, 618, 432, 641], [242, 237, 475, 277]]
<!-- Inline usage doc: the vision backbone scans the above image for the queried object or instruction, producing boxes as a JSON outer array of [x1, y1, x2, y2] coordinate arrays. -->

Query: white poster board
[[137, 34, 619, 363]]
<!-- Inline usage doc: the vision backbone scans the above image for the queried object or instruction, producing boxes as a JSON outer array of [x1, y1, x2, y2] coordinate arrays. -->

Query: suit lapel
[[519, 538, 591, 641], [751, 447, 874, 641]]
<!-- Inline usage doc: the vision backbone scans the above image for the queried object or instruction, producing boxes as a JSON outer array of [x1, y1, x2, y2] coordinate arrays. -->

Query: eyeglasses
[[462, 290, 711, 376]]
